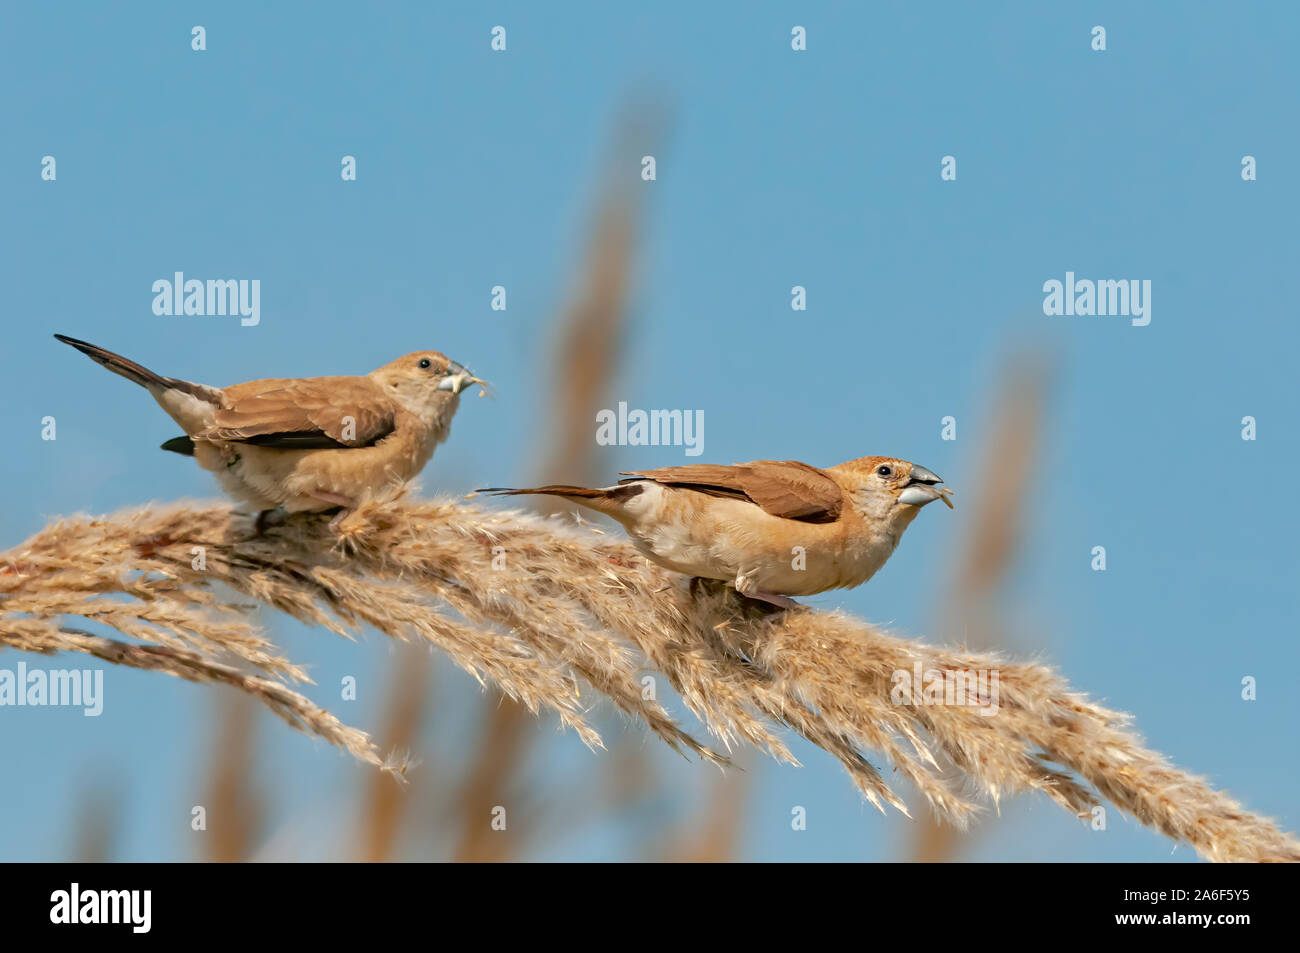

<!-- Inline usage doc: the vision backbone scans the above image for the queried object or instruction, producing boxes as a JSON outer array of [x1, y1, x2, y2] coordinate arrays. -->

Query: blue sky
[[1, 2, 1296, 861]]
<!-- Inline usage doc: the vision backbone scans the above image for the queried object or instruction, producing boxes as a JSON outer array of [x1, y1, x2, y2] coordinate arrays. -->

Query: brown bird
[[481, 457, 953, 608], [55, 334, 483, 531]]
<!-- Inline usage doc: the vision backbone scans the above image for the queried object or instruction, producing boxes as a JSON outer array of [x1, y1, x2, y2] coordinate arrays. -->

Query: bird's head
[[370, 351, 485, 417], [831, 456, 955, 528]]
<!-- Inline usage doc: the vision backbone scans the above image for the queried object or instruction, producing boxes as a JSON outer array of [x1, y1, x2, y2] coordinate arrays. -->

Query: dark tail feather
[[477, 484, 608, 499], [476, 483, 643, 509], [55, 333, 223, 405], [54, 333, 170, 390], [160, 435, 196, 456]]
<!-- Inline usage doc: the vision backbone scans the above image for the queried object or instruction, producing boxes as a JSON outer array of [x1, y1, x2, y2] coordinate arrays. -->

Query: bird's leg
[[746, 590, 802, 611], [253, 508, 279, 536], [310, 491, 359, 533], [733, 571, 801, 611]]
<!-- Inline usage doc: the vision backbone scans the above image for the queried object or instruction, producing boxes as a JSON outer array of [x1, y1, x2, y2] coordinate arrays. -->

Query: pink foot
[[744, 590, 801, 610], [311, 491, 358, 534], [733, 572, 801, 610]]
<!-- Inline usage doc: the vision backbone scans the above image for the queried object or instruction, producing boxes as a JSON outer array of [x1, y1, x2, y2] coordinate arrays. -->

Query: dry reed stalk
[[3, 498, 1296, 863], [657, 759, 749, 862], [356, 646, 430, 861], [70, 779, 119, 863], [449, 691, 536, 862], [446, 104, 665, 860], [202, 693, 263, 862], [913, 353, 1049, 862], [530, 100, 664, 491], [538, 191, 635, 481]]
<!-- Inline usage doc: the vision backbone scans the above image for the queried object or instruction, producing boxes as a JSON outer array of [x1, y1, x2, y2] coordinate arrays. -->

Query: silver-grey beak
[[437, 373, 472, 394], [908, 465, 943, 485], [897, 465, 954, 509], [438, 361, 482, 395]]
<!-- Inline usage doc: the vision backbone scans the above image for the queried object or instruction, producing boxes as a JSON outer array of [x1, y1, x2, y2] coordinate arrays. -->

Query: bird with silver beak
[[55, 334, 484, 531], [481, 456, 953, 608]]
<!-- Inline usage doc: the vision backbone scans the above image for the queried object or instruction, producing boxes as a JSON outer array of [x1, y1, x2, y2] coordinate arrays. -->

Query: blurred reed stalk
[[356, 645, 430, 862], [201, 692, 263, 862], [70, 779, 119, 863], [448, 698, 535, 862], [447, 102, 666, 861], [912, 352, 1049, 863], [655, 759, 750, 862]]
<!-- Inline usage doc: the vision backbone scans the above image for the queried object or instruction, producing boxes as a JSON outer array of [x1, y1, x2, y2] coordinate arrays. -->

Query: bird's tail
[[477, 483, 642, 513], [54, 333, 224, 410], [160, 435, 196, 456], [54, 333, 174, 390]]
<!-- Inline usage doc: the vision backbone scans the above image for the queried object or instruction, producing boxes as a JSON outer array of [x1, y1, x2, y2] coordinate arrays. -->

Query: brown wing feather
[[196, 376, 398, 448], [619, 459, 843, 522]]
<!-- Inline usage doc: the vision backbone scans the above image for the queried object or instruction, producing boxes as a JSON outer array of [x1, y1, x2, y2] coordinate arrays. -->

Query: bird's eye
[[876, 465, 893, 478], [418, 358, 432, 369]]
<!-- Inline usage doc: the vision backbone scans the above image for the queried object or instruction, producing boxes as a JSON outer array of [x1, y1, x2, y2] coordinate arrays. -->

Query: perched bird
[[481, 457, 953, 607], [54, 334, 483, 531]]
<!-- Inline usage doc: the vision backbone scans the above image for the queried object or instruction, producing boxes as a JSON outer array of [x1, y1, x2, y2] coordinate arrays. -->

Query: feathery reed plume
[[3, 499, 1296, 862], [6, 619, 383, 770]]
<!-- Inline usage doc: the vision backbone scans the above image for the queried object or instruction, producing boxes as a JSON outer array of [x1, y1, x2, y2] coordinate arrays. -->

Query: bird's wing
[[619, 460, 844, 522], [196, 376, 398, 448]]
